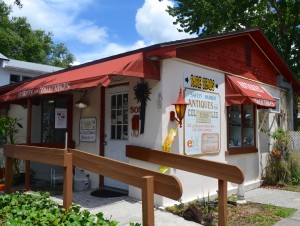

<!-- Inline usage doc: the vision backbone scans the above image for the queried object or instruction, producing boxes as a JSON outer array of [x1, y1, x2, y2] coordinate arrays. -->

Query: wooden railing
[[126, 145, 245, 226], [3, 145, 182, 226]]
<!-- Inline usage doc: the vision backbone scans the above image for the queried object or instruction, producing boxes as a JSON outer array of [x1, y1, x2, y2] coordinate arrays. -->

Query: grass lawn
[[263, 184, 300, 193], [227, 202, 296, 226]]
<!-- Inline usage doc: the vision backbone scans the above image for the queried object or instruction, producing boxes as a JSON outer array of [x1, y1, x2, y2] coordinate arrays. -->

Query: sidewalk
[[245, 188, 300, 225], [51, 189, 199, 226]]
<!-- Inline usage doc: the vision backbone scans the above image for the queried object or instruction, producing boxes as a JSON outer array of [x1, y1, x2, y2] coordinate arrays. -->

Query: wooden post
[[25, 98, 32, 191], [25, 161, 30, 191], [5, 157, 13, 193], [142, 176, 154, 226], [63, 153, 73, 211], [218, 179, 227, 226]]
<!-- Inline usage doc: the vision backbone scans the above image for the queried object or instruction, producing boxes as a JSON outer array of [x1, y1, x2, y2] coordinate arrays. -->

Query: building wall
[[72, 88, 101, 188], [0, 67, 11, 86], [127, 58, 291, 207], [160, 59, 226, 205], [177, 35, 278, 86]]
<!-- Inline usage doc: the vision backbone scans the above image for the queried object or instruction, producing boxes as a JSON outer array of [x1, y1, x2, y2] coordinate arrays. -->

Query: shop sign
[[184, 88, 221, 156], [80, 117, 96, 142], [184, 73, 217, 91], [55, 108, 67, 129]]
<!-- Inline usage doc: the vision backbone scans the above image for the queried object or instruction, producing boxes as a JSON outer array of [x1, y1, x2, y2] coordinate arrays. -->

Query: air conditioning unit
[[270, 97, 280, 113], [277, 75, 291, 89]]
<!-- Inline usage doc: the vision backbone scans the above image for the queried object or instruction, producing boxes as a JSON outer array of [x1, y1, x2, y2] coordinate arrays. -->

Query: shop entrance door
[[104, 85, 129, 190]]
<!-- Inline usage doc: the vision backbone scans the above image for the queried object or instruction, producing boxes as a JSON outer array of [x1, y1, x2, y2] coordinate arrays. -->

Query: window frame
[[226, 104, 258, 155]]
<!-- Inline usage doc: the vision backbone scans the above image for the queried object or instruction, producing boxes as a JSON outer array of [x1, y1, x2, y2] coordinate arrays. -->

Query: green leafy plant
[[0, 191, 119, 225], [0, 117, 23, 177], [270, 128, 291, 158], [0, 117, 23, 145], [165, 194, 218, 225], [263, 128, 297, 186], [133, 79, 152, 134], [291, 172, 300, 185]]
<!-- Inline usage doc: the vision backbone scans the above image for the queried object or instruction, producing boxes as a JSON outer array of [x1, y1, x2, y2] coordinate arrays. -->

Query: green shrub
[[264, 128, 300, 186], [0, 191, 118, 225], [264, 154, 291, 185]]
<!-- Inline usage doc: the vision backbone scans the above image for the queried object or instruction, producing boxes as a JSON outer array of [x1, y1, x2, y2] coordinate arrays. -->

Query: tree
[[164, 0, 300, 80], [0, 1, 75, 68]]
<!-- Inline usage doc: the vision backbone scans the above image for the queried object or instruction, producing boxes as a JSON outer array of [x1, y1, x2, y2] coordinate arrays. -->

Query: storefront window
[[41, 97, 68, 144], [228, 105, 255, 151], [110, 93, 128, 140]]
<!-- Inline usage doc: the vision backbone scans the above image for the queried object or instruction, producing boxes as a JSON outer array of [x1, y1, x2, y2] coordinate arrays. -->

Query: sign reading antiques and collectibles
[[184, 73, 221, 155], [80, 117, 97, 142]]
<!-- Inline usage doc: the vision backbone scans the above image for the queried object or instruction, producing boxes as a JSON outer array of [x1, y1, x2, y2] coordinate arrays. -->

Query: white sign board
[[55, 108, 67, 129], [184, 72, 221, 155], [80, 117, 96, 142]]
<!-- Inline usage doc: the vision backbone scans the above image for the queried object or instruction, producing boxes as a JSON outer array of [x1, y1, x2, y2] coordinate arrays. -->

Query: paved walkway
[[245, 188, 300, 225], [51, 190, 199, 226], [49, 187, 300, 225]]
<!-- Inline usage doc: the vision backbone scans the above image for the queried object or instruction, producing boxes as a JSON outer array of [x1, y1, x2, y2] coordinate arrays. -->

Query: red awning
[[1, 52, 159, 102], [226, 75, 276, 108]]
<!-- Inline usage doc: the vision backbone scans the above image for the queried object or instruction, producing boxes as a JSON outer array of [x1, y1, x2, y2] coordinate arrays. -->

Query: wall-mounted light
[[75, 94, 88, 109], [170, 87, 189, 127]]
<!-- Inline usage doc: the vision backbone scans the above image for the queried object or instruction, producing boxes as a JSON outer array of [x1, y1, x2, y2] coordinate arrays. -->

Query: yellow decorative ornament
[[159, 128, 177, 173]]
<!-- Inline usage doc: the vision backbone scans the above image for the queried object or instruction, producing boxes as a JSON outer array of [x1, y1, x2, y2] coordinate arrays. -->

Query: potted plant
[[0, 117, 23, 183]]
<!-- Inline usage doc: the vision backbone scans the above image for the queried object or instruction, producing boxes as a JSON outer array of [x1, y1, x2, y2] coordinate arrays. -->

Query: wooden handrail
[[126, 145, 245, 226], [126, 145, 244, 184], [3, 145, 183, 226], [69, 148, 182, 200], [4, 144, 68, 167]]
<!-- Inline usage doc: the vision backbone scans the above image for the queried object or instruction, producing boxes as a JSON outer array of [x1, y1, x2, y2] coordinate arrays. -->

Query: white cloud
[[75, 21, 108, 45], [4, 0, 195, 64], [75, 40, 147, 63], [5, 0, 108, 45], [135, 0, 196, 44]]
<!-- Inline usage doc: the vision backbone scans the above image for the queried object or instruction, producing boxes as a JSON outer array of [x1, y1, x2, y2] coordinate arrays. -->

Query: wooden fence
[[3, 145, 182, 226], [126, 145, 245, 226]]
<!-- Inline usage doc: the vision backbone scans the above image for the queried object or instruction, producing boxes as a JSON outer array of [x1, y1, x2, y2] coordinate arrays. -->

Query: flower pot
[[0, 184, 5, 191], [272, 149, 281, 159]]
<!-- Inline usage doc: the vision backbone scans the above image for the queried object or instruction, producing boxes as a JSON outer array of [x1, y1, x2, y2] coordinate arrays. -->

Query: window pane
[[117, 125, 122, 139], [123, 110, 128, 124], [243, 105, 254, 147], [111, 95, 116, 109], [117, 94, 122, 108], [228, 105, 242, 147], [22, 76, 31, 81], [123, 125, 128, 140], [10, 74, 21, 84], [117, 110, 122, 124], [111, 125, 116, 139], [42, 100, 55, 143], [123, 94, 128, 108]]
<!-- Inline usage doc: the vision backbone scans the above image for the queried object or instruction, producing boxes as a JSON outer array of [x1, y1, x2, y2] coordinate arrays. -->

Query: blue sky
[[6, 0, 196, 64]]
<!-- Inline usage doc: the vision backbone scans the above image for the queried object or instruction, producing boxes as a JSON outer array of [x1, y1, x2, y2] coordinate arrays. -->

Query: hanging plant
[[133, 79, 152, 134]]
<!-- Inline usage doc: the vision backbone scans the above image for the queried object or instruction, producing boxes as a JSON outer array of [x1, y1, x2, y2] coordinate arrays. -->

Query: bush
[[264, 129, 300, 186], [0, 191, 118, 225], [264, 154, 291, 185]]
